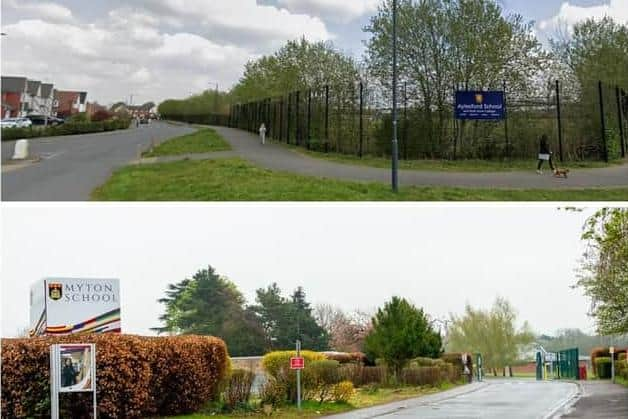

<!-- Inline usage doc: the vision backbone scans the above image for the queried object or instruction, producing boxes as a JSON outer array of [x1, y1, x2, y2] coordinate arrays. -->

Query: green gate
[[554, 348, 579, 380]]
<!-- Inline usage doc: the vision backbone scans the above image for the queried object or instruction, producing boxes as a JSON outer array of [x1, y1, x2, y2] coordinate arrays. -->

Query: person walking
[[537, 134, 555, 174], [259, 123, 267, 145], [61, 358, 78, 387]]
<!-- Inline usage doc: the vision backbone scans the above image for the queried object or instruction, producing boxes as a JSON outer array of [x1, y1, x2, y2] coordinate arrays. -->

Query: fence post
[[403, 81, 408, 160], [598, 81, 609, 162], [555, 80, 564, 162], [325, 85, 330, 153], [307, 89, 312, 149], [359, 81, 364, 158], [503, 80, 510, 159], [287, 93, 292, 144], [279, 98, 284, 143], [616, 86, 626, 159], [296, 90, 301, 146]]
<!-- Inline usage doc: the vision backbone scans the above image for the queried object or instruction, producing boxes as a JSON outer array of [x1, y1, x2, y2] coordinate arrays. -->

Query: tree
[[577, 208, 628, 335], [364, 297, 442, 377], [365, 0, 547, 155], [447, 297, 534, 375], [249, 284, 329, 351], [153, 266, 267, 356], [315, 304, 372, 352]]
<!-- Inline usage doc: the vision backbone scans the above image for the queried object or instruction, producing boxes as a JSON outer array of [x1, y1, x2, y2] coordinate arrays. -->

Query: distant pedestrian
[[259, 123, 267, 145], [61, 358, 78, 387], [537, 134, 555, 174]]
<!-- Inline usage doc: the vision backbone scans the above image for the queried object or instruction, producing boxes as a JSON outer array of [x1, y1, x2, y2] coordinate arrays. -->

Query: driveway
[[328, 380, 579, 419], [2, 122, 196, 201], [211, 126, 628, 190]]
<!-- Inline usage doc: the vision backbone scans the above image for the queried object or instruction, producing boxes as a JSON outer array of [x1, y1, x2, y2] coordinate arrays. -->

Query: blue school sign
[[455, 91, 505, 120]]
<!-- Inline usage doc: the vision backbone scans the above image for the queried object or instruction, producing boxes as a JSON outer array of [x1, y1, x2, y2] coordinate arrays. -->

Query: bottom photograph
[[1, 206, 627, 419]]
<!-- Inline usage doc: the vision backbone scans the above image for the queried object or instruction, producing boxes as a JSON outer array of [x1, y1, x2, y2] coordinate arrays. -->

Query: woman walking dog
[[536, 134, 555, 174]]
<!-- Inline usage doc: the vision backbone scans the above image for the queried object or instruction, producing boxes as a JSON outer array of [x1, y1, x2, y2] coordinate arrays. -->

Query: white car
[[15, 118, 32, 128], [0, 118, 18, 129]]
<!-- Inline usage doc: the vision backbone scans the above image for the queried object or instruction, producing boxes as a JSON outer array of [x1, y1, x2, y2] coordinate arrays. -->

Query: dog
[[553, 168, 570, 179]]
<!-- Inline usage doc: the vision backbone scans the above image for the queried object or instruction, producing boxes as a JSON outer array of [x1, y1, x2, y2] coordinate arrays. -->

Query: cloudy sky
[[1, 205, 603, 338], [1, 1, 626, 106]]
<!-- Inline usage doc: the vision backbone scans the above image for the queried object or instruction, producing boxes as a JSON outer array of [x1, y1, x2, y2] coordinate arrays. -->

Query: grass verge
[[294, 147, 622, 172], [143, 128, 231, 157], [169, 382, 460, 418], [92, 158, 628, 201]]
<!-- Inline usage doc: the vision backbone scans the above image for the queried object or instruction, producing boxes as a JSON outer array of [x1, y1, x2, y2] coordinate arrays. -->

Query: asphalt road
[[211, 126, 628, 189], [1, 122, 196, 201], [329, 380, 579, 419]]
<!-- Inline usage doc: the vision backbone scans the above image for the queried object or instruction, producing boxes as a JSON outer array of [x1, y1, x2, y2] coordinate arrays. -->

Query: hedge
[[262, 350, 326, 402], [595, 357, 612, 379], [1, 119, 131, 142], [1, 334, 228, 418], [322, 352, 367, 365]]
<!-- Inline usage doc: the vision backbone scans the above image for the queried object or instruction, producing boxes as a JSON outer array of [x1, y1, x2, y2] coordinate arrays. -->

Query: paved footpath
[[561, 381, 628, 418], [210, 126, 628, 190], [328, 380, 579, 419]]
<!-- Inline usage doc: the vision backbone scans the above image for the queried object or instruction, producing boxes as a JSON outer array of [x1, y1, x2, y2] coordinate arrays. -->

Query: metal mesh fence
[[228, 80, 627, 162]]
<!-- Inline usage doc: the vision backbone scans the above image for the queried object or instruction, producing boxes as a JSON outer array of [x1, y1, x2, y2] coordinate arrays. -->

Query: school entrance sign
[[455, 91, 506, 120]]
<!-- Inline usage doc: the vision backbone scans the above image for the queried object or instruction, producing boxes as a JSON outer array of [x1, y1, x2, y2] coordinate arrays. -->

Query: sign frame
[[290, 356, 305, 370], [50, 344, 97, 419], [455, 91, 506, 121]]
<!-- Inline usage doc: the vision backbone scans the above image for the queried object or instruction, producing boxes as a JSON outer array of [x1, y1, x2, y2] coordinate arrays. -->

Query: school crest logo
[[475, 94, 484, 104], [48, 283, 63, 301]]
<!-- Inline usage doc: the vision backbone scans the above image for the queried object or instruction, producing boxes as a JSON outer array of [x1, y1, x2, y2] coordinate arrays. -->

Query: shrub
[[262, 350, 326, 402], [1, 334, 228, 418], [223, 369, 255, 411], [595, 357, 612, 379], [1, 119, 131, 142], [68, 112, 90, 123], [259, 378, 287, 407], [331, 381, 355, 403], [323, 352, 367, 365], [92, 110, 114, 122], [305, 360, 341, 403], [590, 347, 610, 373]]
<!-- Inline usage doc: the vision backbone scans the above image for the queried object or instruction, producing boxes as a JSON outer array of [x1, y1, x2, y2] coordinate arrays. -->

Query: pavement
[[560, 380, 628, 418], [210, 126, 628, 190], [328, 380, 579, 419], [1, 122, 196, 201]]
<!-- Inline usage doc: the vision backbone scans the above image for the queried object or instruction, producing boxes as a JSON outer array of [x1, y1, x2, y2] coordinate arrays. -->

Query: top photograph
[[1, 0, 626, 202]]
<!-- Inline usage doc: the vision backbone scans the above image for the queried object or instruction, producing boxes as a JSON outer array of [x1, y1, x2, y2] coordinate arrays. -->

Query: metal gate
[[536, 347, 579, 380]]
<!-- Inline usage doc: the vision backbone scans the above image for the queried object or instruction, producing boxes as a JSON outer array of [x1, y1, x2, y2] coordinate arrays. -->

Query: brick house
[[55, 90, 88, 117], [1, 76, 29, 118]]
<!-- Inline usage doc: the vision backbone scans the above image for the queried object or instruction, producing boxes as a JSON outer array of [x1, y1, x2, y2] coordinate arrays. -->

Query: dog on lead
[[553, 168, 570, 179]]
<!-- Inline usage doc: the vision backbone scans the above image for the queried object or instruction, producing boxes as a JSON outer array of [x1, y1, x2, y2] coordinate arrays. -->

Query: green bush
[[1, 119, 131, 141], [595, 357, 612, 379], [259, 377, 287, 407], [223, 369, 255, 411], [331, 381, 355, 403], [262, 350, 326, 402], [304, 360, 341, 403]]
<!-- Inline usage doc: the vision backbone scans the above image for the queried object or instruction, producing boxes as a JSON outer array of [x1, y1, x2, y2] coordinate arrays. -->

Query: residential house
[[26, 80, 43, 115], [40, 83, 55, 117], [1, 76, 28, 118], [86, 101, 107, 118], [55, 90, 88, 117]]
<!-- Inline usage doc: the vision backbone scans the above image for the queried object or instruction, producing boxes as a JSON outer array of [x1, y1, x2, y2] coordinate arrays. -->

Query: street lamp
[[391, 0, 399, 192]]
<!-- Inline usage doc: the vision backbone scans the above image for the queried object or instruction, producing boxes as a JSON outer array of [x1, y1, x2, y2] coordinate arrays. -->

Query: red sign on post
[[290, 357, 305, 370]]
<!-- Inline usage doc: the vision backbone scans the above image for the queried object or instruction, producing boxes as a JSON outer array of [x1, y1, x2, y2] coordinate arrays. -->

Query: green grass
[[294, 147, 622, 172], [92, 158, 628, 201], [168, 383, 460, 418], [617, 376, 628, 388], [143, 128, 231, 157]]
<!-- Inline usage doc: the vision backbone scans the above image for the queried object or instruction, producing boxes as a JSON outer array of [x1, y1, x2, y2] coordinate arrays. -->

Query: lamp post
[[391, 0, 399, 192]]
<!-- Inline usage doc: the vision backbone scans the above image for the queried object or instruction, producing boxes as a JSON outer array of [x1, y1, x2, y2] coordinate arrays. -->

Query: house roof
[[27, 80, 41, 96], [1, 76, 28, 94], [41, 83, 54, 98]]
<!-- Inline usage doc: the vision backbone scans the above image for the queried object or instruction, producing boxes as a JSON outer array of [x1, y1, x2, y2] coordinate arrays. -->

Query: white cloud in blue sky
[[1, 0, 625, 105]]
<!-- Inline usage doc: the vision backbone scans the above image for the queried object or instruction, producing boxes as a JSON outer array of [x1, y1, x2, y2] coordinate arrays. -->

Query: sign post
[[291, 342, 304, 410], [610, 346, 615, 384], [50, 344, 96, 419]]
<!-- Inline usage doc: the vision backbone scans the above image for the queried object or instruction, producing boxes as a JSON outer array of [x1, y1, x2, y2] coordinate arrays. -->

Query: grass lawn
[[92, 158, 628, 201], [290, 144, 623, 172], [169, 383, 459, 418], [143, 128, 231, 157]]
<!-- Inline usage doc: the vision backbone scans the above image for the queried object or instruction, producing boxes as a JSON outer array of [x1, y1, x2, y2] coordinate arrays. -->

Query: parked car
[[0, 118, 18, 129], [15, 118, 32, 128], [25, 115, 63, 126]]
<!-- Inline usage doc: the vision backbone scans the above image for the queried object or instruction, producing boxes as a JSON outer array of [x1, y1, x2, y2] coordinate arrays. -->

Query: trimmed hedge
[[322, 352, 367, 365], [1, 334, 228, 418], [262, 350, 326, 402], [1, 119, 131, 141], [595, 357, 612, 379]]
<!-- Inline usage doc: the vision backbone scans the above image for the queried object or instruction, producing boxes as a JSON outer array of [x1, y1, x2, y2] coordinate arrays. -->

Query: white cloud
[[0, 0, 339, 106], [4, 0, 74, 23], [539, 0, 628, 33], [277, 0, 380, 23]]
